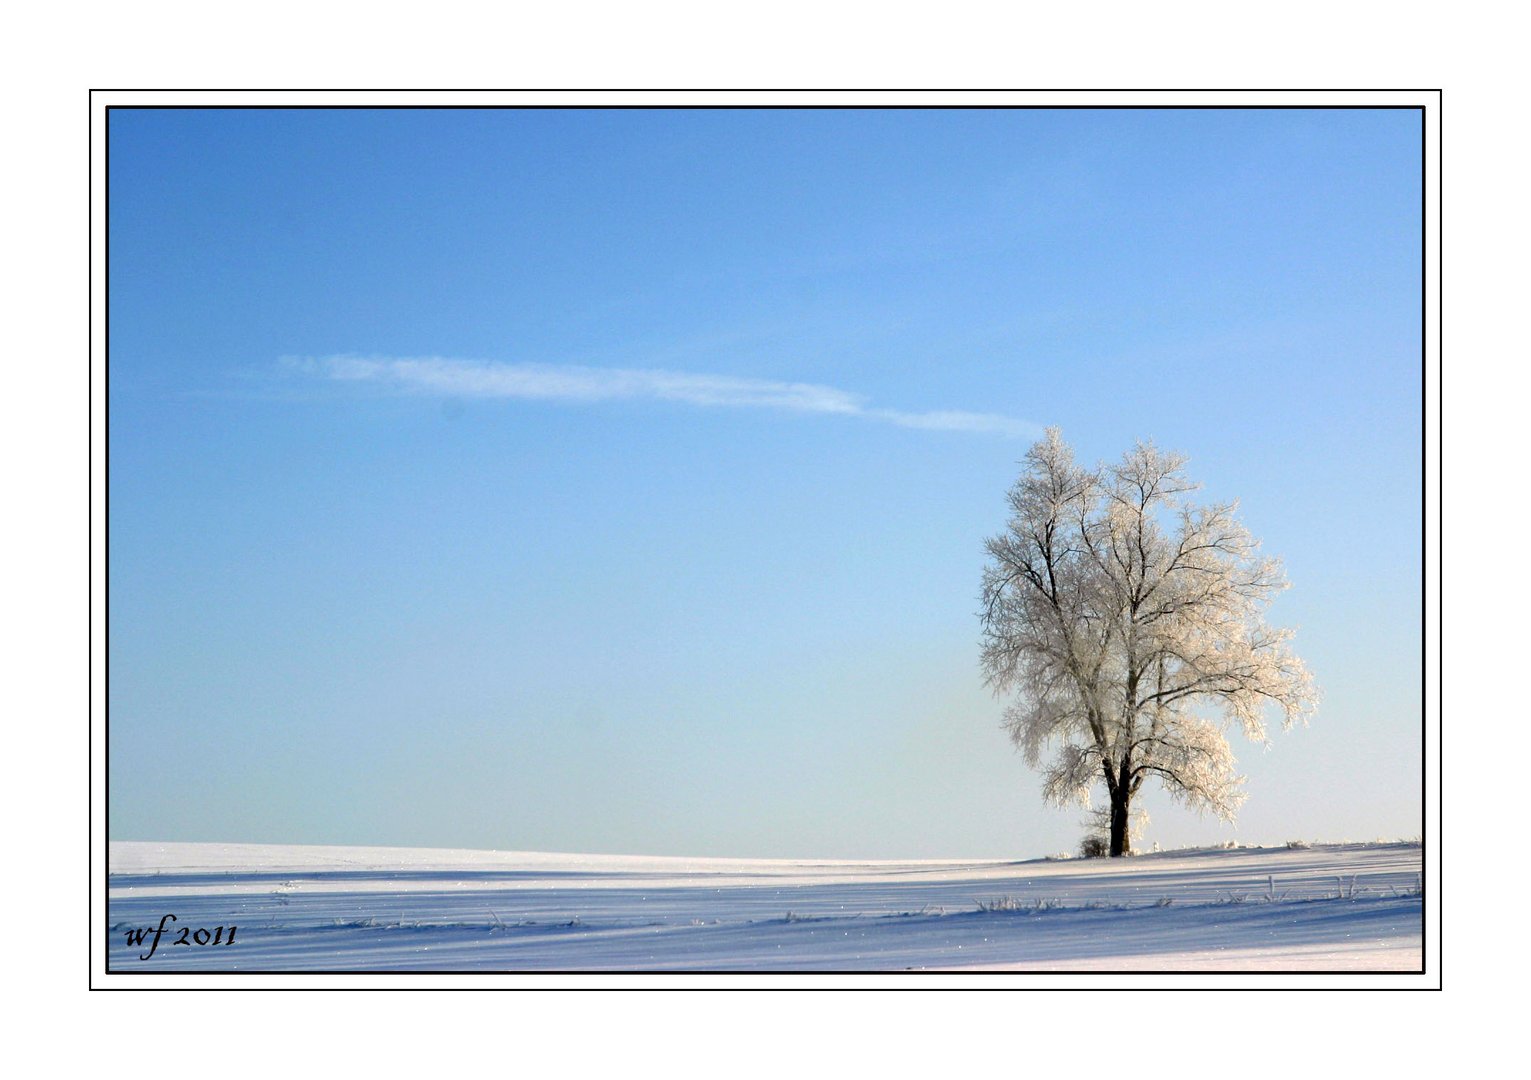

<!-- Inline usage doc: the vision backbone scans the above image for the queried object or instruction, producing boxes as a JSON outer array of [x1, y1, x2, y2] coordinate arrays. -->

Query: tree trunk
[[1109, 789, 1131, 857]]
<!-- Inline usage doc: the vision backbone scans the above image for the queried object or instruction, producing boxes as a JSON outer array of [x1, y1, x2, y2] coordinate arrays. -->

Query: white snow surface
[[107, 840, 1422, 972]]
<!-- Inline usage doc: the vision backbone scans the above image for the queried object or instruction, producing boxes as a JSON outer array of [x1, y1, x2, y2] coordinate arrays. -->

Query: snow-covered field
[[107, 840, 1422, 972]]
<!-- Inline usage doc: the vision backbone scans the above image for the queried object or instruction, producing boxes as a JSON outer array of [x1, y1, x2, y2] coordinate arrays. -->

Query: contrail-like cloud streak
[[290, 355, 1038, 438]]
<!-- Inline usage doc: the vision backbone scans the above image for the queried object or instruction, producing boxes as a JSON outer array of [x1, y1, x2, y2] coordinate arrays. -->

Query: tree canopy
[[979, 429, 1317, 855]]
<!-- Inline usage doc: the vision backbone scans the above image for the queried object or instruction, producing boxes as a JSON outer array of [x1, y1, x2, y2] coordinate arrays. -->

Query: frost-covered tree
[[979, 429, 1316, 856]]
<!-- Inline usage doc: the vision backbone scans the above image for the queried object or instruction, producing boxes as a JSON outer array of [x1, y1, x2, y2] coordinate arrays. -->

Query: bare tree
[[979, 429, 1316, 856]]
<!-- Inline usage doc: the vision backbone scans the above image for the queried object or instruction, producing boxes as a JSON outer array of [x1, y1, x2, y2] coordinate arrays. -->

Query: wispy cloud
[[288, 355, 1039, 438]]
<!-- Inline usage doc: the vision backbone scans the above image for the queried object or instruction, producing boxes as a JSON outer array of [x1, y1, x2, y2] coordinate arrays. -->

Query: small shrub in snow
[[1079, 834, 1109, 859], [1285, 839, 1311, 849]]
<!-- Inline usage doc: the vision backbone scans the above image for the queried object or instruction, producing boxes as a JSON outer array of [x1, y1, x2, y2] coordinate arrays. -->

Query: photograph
[[98, 98, 1431, 976]]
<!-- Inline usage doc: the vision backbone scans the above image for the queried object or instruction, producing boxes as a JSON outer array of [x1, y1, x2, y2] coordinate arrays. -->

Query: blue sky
[[109, 108, 1422, 858]]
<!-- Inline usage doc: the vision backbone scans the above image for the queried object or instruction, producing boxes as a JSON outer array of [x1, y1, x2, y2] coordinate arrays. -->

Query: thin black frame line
[[94, 96, 1438, 984]]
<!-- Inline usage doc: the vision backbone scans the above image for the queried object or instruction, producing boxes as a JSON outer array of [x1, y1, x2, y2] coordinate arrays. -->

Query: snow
[[107, 840, 1422, 972]]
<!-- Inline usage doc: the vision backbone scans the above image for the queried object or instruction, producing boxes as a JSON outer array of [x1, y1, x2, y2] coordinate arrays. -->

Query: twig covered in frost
[[976, 896, 1062, 912], [1334, 874, 1364, 900]]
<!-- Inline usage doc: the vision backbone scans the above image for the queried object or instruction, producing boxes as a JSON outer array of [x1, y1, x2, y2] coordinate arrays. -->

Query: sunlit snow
[[108, 841, 1421, 972]]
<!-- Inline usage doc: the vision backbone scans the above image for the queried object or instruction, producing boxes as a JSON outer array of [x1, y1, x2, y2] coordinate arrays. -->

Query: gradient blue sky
[[108, 108, 1422, 858]]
